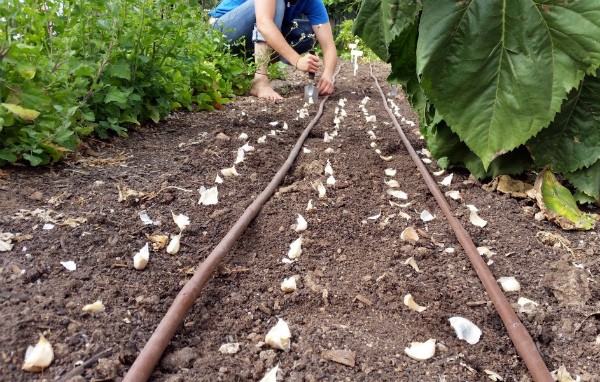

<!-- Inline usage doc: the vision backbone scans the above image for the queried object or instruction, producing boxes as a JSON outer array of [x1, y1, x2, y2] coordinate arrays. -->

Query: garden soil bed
[[1, 62, 599, 382]]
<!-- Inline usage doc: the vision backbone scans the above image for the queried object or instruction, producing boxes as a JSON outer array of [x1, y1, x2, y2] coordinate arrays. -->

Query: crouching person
[[209, 0, 337, 100]]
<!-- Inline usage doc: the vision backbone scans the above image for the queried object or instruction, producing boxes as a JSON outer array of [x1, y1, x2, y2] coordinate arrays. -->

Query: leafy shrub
[[354, 0, 600, 204], [0, 0, 252, 166]]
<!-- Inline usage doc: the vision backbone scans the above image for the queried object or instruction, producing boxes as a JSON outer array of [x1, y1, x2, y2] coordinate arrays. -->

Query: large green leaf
[[565, 160, 600, 202], [353, 0, 421, 62], [528, 69, 600, 173], [417, 0, 600, 169], [426, 121, 533, 179]]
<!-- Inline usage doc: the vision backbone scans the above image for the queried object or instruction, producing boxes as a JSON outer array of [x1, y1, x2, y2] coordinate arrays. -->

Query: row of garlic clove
[[133, 212, 190, 270]]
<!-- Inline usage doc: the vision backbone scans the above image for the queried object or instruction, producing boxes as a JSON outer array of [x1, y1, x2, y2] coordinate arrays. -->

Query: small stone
[[216, 132, 230, 140], [30, 191, 44, 200], [322, 349, 356, 367]]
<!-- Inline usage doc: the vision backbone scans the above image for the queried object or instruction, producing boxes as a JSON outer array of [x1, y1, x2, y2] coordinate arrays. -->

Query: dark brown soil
[[1, 62, 599, 382]]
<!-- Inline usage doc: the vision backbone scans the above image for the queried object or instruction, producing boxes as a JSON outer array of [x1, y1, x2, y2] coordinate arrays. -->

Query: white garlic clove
[[166, 233, 181, 255], [385, 179, 400, 188], [220, 166, 239, 177], [404, 339, 436, 360], [326, 175, 336, 186], [265, 319, 291, 351], [199, 186, 219, 205], [306, 199, 314, 211], [449, 316, 482, 345], [404, 294, 426, 312], [257, 135, 267, 143], [497, 276, 520, 292], [387, 189, 408, 200], [384, 168, 397, 177], [517, 297, 539, 314], [287, 237, 302, 259], [439, 173, 453, 186], [281, 277, 297, 293], [404, 256, 421, 273], [82, 300, 105, 313], [238, 132, 248, 140], [324, 160, 333, 175], [22, 334, 54, 372], [133, 243, 150, 270], [466, 204, 488, 227], [172, 212, 190, 231], [295, 214, 308, 232], [260, 365, 280, 382], [241, 142, 255, 152], [235, 148, 245, 164], [400, 227, 419, 242], [445, 190, 462, 200], [420, 210, 435, 222]]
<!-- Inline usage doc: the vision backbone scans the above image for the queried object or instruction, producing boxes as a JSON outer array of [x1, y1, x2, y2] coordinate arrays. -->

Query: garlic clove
[[404, 294, 427, 312], [497, 276, 520, 292], [241, 142, 255, 152], [420, 210, 435, 222], [466, 205, 487, 227], [306, 199, 314, 211], [404, 256, 421, 273], [265, 319, 291, 351], [199, 186, 219, 205], [384, 168, 397, 177], [295, 214, 308, 232], [149, 234, 169, 250], [215, 174, 223, 184], [260, 365, 279, 382], [400, 227, 419, 242], [220, 166, 239, 177], [385, 179, 400, 188], [287, 237, 303, 259], [82, 300, 105, 313], [235, 148, 245, 164], [313, 180, 326, 198], [133, 243, 150, 270], [22, 334, 54, 372], [166, 233, 181, 255], [449, 316, 482, 345], [445, 190, 462, 200], [404, 338, 436, 361], [326, 175, 336, 186], [517, 297, 539, 314], [324, 160, 333, 175], [281, 277, 297, 293], [238, 132, 248, 140], [439, 173, 453, 186], [386, 189, 408, 200], [257, 135, 267, 143], [172, 212, 190, 231]]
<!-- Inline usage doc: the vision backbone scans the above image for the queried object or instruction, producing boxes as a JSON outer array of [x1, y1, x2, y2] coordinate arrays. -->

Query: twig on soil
[[56, 348, 112, 382]]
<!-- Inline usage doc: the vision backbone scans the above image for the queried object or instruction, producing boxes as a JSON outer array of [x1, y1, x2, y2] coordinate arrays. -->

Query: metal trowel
[[304, 50, 318, 103]]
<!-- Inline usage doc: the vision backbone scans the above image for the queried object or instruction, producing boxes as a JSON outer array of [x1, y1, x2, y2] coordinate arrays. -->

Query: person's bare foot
[[250, 75, 283, 100]]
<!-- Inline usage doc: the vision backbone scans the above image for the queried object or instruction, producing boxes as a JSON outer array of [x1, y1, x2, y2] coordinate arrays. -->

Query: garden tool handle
[[308, 50, 316, 80]]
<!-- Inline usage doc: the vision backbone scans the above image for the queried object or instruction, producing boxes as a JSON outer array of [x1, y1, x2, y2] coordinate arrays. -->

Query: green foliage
[[0, 0, 252, 166], [334, 19, 377, 62], [355, 0, 600, 203]]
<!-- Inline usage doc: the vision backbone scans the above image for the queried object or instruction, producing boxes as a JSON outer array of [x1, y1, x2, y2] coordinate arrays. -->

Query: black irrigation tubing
[[123, 65, 343, 382], [369, 65, 554, 382]]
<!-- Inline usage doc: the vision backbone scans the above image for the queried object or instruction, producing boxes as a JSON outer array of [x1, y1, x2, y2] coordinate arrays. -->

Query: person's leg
[[249, 0, 286, 100], [213, 0, 286, 99]]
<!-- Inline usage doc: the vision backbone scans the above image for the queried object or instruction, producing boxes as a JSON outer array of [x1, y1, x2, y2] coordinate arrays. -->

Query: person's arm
[[255, 0, 320, 72], [313, 22, 337, 95]]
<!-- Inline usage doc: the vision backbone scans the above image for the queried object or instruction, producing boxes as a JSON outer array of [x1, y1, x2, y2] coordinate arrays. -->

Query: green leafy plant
[[0, 0, 252, 166], [354, 0, 600, 205]]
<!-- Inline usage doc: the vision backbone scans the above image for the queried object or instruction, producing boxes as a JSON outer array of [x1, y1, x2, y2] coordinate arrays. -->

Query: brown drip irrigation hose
[[123, 66, 342, 382], [370, 65, 553, 382]]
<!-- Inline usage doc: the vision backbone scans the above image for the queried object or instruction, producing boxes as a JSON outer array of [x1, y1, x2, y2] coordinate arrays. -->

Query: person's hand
[[317, 75, 334, 96], [296, 54, 321, 74]]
